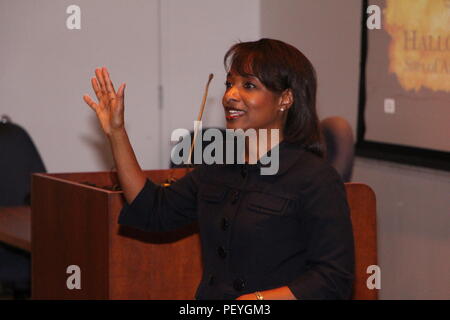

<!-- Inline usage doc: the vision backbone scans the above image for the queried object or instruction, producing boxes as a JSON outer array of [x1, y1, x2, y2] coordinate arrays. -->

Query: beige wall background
[[159, 0, 260, 168], [261, 0, 450, 299], [0, 0, 260, 172], [0, 0, 162, 172]]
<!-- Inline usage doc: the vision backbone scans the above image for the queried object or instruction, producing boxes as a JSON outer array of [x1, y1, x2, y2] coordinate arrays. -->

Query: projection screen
[[357, 0, 450, 171]]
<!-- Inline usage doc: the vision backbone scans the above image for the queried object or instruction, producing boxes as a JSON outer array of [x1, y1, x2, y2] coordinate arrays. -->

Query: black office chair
[[320, 116, 355, 182], [0, 115, 46, 299]]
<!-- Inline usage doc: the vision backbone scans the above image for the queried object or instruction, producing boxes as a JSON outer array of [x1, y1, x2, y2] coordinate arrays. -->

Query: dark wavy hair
[[224, 38, 324, 157]]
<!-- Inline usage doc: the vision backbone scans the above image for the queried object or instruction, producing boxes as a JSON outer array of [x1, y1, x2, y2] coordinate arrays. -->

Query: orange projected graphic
[[385, 0, 450, 92]]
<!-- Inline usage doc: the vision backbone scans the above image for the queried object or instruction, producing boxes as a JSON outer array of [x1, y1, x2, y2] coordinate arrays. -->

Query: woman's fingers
[[83, 94, 98, 111], [84, 68, 125, 134], [102, 68, 117, 103], [91, 77, 103, 100], [117, 83, 126, 99], [88, 67, 123, 110], [95, 68, 107, 94], [103, 67, 116, 94]]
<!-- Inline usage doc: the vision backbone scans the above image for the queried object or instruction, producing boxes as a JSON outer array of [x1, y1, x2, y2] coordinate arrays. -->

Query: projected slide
[[364, 0, 450, 153]]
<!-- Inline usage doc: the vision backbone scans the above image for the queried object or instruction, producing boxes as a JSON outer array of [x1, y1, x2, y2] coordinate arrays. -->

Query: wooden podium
[[31, 169, 202, 299], [31, 170, 377, 300]]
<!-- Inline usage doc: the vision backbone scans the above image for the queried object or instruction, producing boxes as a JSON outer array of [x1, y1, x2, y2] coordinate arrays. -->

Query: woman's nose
[[224, 86, 240, 103]]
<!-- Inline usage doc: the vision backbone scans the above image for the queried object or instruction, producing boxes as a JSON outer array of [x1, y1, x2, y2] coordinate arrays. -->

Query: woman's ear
[[279, 89, 293, 112]]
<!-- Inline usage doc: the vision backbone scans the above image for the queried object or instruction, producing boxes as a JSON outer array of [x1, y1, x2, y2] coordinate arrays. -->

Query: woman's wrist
[[107, 127, 127, 140]]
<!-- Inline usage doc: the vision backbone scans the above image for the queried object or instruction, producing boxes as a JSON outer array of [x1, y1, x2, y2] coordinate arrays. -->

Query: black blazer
[[118, 140, 355, 300]]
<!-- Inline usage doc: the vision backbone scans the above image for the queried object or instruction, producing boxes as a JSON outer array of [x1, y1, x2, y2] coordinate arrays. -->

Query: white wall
[[0, 0, 161, 172], [354, 157, 450, 299], [260, 0, 362, 136], [160, 0, 260, 168], [0, 0, 261, 172]]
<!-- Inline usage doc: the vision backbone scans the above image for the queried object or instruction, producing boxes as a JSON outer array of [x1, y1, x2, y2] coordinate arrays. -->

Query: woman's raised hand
[[83, 67, 126, 136]]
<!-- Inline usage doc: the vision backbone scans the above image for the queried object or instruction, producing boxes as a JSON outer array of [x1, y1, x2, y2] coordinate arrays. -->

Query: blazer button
[[233, 278, 246, 291], [208, 275, 215, 286], [217, 246, 227, 259], [221, 218, 229, 231], [231, 191, 240, 204], [241, 166, 248, 178]]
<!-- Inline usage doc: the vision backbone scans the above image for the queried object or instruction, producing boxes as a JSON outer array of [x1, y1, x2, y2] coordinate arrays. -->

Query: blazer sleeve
[[288, 166, 355, 300], [118, 168, 201, 232]]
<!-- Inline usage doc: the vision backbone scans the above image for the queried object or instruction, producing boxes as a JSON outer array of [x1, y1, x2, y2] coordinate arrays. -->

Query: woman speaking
[[83, 38, 355, 300]]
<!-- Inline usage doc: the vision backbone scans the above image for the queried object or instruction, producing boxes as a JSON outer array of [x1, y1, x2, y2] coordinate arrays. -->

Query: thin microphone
[[187, 73, 214, 165]]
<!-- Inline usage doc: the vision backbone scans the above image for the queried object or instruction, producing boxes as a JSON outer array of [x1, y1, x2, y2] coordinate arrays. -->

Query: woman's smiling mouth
[[225, 108, 247, 120]]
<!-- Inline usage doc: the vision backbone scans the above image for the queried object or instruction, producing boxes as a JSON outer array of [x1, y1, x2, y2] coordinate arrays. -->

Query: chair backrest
[[0, 118, 46, 206], [345, 183, 378, 300], [321, 117, 355, 182]]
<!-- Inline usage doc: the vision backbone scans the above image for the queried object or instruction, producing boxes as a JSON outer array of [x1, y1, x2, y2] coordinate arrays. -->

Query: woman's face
[[222, 70, 287, 133]]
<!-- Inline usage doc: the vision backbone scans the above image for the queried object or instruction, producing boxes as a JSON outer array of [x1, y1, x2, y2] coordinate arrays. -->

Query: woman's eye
[[244, 82, 256, 89], [225, 81, 232, 88]]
